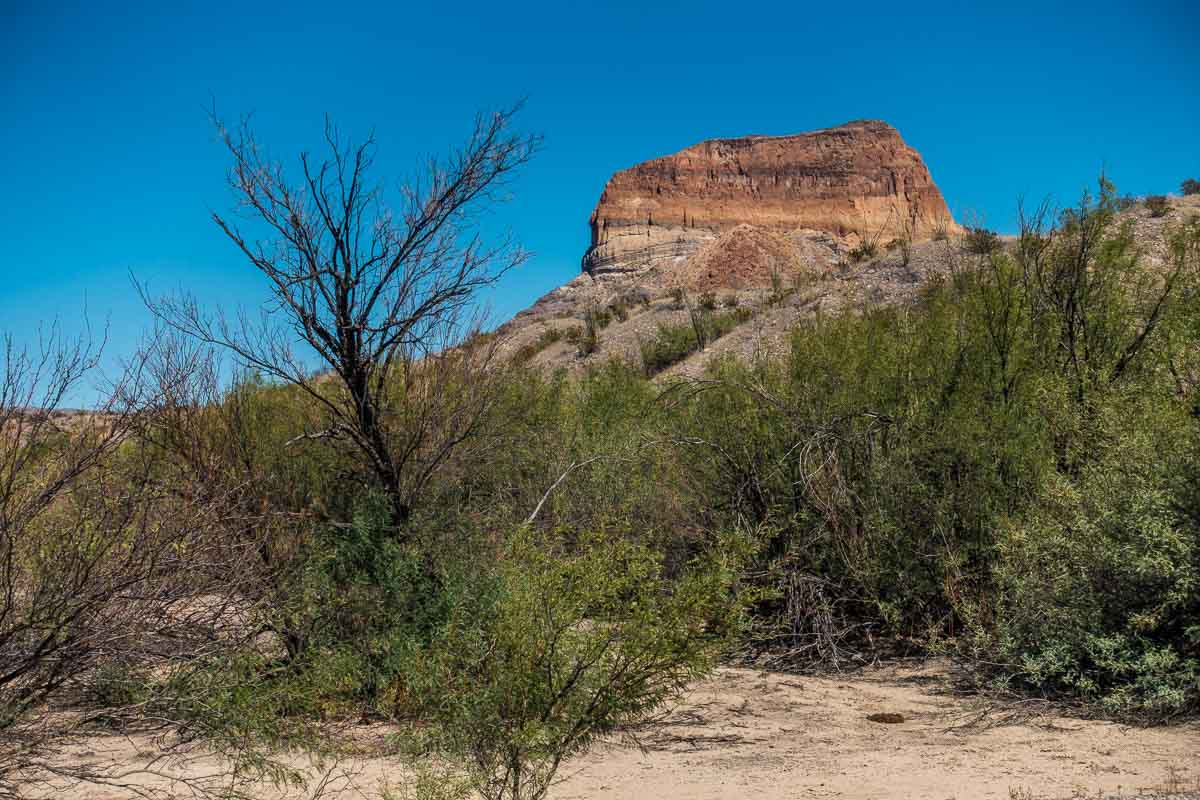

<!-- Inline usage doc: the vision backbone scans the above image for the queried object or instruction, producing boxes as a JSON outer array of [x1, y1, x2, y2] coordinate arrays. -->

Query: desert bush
[[395, 526, 749, 800], [639, 308, 753, 376], [848, 241, 878, 263], [575, 311, 602, 356], [589, 306, 613, 330], [967, 399, 1200, 717], [1146, 195, 1171, 217], [639, 322, 697, 376], [667, 181, 1200, 713], [513, 327, 564, 363], [767, 269, 792, 306], [1114, 193, 1140, 211], [0, 332, 326, 796], [609, 301, 629, 322], [698, 291, 718, 311], [963, 226, 1001, 255], [931, 217, 950, 241], [1182, 178, 1200, 196], [723, 293, 739, 308]]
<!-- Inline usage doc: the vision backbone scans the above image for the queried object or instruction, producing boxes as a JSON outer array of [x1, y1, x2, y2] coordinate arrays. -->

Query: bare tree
[[143, 104, 540, 528]]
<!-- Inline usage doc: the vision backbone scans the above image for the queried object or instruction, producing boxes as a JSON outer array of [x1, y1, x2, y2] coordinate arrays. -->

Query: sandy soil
[[53, 661, 1198, 800], [552, 664, 1198, 800]]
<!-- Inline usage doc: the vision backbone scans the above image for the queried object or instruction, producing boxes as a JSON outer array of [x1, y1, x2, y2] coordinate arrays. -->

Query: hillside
[[498, 120, 1199, 379]]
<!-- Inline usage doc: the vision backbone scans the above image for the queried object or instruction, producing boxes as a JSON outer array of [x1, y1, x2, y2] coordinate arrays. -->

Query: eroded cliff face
[[582, 120, 956, 275]]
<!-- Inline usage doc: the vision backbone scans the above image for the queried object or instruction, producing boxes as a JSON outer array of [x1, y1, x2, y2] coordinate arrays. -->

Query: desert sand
[[56, 661, 1198, 800]]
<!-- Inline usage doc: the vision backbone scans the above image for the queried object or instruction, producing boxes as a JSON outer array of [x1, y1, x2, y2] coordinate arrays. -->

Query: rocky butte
[[581, 119, 957, 276]]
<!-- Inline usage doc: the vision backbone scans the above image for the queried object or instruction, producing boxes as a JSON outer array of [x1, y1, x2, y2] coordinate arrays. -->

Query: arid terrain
[[53, 662, 1199, 800], [497, 119, 1200, 383], [11, 116, 1200, 800]]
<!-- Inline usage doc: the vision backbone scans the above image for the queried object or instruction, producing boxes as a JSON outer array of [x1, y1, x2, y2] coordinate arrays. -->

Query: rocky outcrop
[[582, 120, 956, 275]]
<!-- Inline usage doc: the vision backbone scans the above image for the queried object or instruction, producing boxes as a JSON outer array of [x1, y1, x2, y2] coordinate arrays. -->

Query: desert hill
[[498, 124, 1199, 380]]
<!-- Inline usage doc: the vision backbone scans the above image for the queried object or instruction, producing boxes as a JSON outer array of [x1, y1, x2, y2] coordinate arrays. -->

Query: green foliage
[[395, 526, 750, 800], [1146, 195, 1171, 218], [45, 174, 1198, 800], [639, 322, 696, 376], [964, 226, 1001, 255], [305, 493, 453, 701], [970, 398, 1200, 717], [564, 319, 597, 356], [513, 327, 563, 363], [638, 307, 753, 376], [566, 309, 608, 356], [1183, 178, 1200, 197], [648, 181, 1200, 716]]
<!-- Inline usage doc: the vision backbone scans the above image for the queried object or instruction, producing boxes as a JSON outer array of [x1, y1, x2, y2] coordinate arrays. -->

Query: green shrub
[[964, 226, 1001, 255], [513, 327, 563, 363], [639, 308, 753, 376], [639, 322, 697, 376], [564, 322, 597, 356], [966, 397, 1200, 718], [577, 327, 598, 357], [698, 291, 717, 311], [1146, 195, 1171, 218], [1180, 178, 1199, 197], [396, 527, 749, 800]]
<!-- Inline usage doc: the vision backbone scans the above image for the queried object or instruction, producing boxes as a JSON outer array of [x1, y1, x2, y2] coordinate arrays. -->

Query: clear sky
[[2, 1, 1197, 404]]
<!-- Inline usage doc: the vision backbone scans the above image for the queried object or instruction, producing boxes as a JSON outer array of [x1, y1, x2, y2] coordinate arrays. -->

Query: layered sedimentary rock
[[582, 120, 955, 275]]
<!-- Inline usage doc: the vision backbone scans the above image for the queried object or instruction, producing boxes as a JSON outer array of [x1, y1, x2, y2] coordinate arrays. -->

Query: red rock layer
[[583, 120, 955, 274]]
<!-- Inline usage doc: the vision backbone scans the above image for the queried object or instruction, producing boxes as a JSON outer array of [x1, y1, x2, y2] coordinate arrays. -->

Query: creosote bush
[[964, 226, 1001, 255], [513, 327, 563, 363], [639, 307, 753, 376], [394, 527, 751, 800], [1146, 195, 1171, 218]]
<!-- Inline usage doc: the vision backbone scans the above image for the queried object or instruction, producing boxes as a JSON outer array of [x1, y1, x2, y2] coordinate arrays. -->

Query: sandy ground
[[552, 664, 1198, 800], [52, 662, 1199, 800]]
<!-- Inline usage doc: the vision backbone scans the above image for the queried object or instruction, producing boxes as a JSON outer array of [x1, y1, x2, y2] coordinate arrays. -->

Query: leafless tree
[[143, 104, 540, 528]]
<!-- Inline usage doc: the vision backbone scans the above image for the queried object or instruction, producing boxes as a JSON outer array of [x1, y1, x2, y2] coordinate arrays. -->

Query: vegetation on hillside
[[2, 101, 1198, 800]]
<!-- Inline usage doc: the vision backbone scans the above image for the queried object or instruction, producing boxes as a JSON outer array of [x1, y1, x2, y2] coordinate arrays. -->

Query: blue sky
[[1, 1, 1197, 403]]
